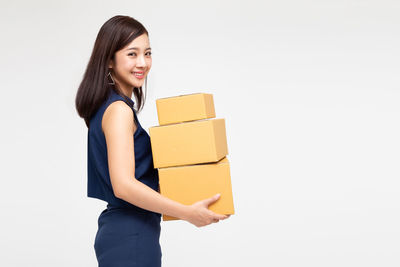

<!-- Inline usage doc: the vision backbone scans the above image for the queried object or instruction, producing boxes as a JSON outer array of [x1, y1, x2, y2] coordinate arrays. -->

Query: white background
[[1, 0, 399, 266]]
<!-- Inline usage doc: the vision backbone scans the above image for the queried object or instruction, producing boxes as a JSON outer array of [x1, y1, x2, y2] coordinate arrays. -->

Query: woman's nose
[[136, 55, 146, 67]]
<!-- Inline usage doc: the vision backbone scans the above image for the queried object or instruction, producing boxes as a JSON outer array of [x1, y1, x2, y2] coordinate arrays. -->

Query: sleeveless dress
[[87, 88, 162, 267]]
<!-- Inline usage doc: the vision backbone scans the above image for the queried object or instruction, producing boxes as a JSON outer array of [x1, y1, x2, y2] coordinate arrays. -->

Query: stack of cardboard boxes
[[149, 93, 235, 221]]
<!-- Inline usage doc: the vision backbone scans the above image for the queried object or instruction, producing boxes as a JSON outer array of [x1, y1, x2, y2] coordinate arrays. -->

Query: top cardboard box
[[156, 93, 216, 125]]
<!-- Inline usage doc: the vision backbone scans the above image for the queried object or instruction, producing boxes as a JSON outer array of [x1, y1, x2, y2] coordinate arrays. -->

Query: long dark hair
[[75, 15, 148, 128]]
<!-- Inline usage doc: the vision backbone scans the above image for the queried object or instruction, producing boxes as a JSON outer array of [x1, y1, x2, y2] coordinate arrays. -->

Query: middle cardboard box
[[149, 118, 228, 168]]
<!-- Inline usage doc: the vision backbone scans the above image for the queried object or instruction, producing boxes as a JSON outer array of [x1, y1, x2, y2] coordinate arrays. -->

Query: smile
[[133, 72, 144, 79]]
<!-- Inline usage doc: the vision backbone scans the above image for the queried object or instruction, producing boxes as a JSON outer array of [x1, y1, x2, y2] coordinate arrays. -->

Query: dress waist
[[106, 202, 161, 218]]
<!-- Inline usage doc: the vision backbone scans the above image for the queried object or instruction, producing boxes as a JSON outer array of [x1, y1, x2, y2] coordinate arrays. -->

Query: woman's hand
[[183, 194, 230, 227]]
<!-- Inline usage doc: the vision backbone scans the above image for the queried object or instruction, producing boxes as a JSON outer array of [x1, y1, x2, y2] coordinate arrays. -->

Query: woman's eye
[[128, 52, 151, 56]]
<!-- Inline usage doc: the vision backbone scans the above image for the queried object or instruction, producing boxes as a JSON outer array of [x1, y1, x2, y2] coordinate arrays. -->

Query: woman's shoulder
[[90, 89, 133, 128], [107, 89, 135, 109], [102, 90, 138, 132], [89, 89, 137, 130], [104, 100, 133, 120]]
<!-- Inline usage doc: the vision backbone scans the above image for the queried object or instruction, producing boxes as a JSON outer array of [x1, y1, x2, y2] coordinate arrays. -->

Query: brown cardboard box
[[156, 93, 216, 125], [159, 157, 234, 221], [149, 119, 228, 168]]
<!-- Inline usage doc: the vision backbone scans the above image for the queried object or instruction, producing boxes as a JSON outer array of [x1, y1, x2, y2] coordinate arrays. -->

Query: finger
[[203, 193, 221, 207], [212, 216, 220, 223], [214, 213, 228, 220]]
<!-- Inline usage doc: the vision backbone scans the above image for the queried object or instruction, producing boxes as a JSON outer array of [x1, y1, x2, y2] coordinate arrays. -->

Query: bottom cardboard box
[[158, 157, 235, 221]]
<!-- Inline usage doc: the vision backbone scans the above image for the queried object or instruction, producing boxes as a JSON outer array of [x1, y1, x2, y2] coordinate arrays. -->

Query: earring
[[107, 71, 115, 85]]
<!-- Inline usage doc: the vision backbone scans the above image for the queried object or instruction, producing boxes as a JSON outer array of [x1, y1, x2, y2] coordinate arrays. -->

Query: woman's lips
[[134, 72, 144, 79]]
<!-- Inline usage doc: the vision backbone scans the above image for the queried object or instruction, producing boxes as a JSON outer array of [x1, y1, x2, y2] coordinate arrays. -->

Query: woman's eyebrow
[[126, 47, 152, 51]]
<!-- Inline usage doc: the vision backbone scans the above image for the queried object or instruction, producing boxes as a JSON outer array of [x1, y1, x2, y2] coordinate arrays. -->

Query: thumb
[[203, 193, 221, 207]]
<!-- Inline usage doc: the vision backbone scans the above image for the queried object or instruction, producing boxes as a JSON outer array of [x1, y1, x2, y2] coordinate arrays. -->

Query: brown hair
[[75, 15, 148, 128]]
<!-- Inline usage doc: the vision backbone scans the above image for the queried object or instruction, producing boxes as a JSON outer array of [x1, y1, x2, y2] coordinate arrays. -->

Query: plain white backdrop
[[0, 0, 399, 266]]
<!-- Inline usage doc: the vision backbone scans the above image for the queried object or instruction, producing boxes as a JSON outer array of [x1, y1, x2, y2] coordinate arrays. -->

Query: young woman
[[75, 15, 229, 266]]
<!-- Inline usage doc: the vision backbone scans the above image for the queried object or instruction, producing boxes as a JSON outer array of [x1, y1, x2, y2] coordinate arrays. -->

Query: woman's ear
[[108, 59, 114, 69]]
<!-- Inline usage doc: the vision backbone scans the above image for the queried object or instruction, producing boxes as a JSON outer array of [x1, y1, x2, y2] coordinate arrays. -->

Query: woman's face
[[109, 33, 152, 93]]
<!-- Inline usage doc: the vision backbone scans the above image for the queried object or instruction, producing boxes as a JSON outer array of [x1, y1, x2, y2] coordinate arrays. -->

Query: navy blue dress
[[87, 88, 162, 267]]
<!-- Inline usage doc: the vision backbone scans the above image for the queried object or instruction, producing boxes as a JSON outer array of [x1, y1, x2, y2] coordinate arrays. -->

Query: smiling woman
[[108, 33, 152, 98], [75, 16, 150, 128], [75, 15, 229, 267]]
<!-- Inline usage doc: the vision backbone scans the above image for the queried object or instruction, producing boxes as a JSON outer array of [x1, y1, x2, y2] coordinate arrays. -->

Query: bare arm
[[102, 101, 228, 227]]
